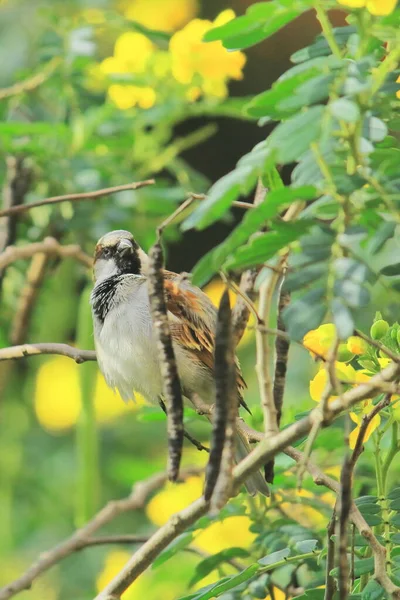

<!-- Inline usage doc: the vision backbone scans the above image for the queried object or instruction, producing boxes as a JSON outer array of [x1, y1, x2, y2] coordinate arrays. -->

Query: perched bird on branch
[[90, 229, 269, 497]]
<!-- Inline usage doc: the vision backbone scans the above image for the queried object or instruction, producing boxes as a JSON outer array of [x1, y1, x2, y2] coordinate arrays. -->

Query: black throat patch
[[91, 275, 124, 323]]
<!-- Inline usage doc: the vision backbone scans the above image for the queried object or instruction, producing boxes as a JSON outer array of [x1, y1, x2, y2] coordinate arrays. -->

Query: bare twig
[[205, 290, 237, 510], [158, 399, 209, 454], [0, 57, 61, 100], [0, 343, 96, 363], [0, 180, 155, 219], [0, 237, 92, 270], [338, 455, 351, 600], [10, 253, 48, 344], [0, 469, 200, 600], [0, 156, 32, 290], [355, 329, 400, 364], [264, 287, 291, 483], [325, 511, 337, 600], [148, 236, 184, 481], [231, 180, 267, 347], [350, 395, 391, 468]]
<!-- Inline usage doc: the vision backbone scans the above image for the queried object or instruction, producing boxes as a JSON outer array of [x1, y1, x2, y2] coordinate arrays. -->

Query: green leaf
[[364, 116, 388, 143], [388, 488, 400, 500], [189, 548, 249, 588], [194, 565, 260, 600], [391, 533, 400, 544], [182, 143, 271, 231], [295, 539, 318, 553], [390, 499, 400, 510], [282, 263, 326, 293], [381, 263, 400, 276], [191, 185, 316, 286], [367, 221, 396, 255], [355, 496, 379, 505], [268, 105, 325, 164], [334, 280, 370, 309], [361, 579, 385, 600], [390, 514, 400, 527], [330, 557, 374, 578], [225, 221, 312, 271], [357, 504, 381, 515], [329, 98, 360, 123], [246, 69, 321, 119], [152, 532, 194, 567], [258, 548, 291, 566], [331, 298, 354, 340], [203, 2, 306, 50], [283, 288, 327, 340]]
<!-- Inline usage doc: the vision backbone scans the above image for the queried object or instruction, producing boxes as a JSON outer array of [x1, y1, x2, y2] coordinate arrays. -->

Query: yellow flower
[[108, 84, 156, 109], [122, 0, 198, 32], [204, 278, 253, 346], [303, 324, 336, 359], [336, 0, 397, 15], [309, 363, 369, 402], [147, 476, 255, 553], [169, 10, 246, 98], [35, 357, 142, 432], [35, 357, 81, 432], [349, 400, 381, 449], [347, 336, 369, 355], [397, 75, 400, 99], [101, 32, 154, 77]]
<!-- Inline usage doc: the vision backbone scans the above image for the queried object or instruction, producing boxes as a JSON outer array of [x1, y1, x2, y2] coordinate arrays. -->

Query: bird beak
[[117, 239, 133, 256]]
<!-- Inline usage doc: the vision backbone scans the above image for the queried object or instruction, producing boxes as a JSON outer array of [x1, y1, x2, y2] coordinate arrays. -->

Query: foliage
[[1, 0, 400, 599]]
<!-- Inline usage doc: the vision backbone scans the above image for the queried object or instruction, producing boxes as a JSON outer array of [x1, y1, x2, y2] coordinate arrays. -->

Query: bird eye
[[102, 248, 111, 258]]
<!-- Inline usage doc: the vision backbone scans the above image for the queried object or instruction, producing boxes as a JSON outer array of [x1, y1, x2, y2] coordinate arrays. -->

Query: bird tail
[[235, 430, 270, 497]]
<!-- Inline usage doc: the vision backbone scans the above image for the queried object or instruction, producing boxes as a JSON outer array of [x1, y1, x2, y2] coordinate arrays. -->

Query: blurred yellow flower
[[281, 489, 329, 528], [397, 76, 400, 99], [170, 10, 246, 98], [35, 357, 142, 432], [35, 358, 81, 432], [100, 32, 157, 109], [122, 0, 198, 32], [309, 363, 369, 402], [303, 324, 336, 359], [108, 84, 156, 109], [336, 0, 397, 14], [147, 476, 255, 553], [102, 32, 154, 75], [349, 400, 381, 449], [97, 551, 137, 599], [204, 278, 254, 346], [347, 336, 368, 355]]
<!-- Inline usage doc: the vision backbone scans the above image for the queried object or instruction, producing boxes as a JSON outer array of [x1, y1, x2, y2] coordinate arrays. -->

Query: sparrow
[[90, 230, 270, 497]]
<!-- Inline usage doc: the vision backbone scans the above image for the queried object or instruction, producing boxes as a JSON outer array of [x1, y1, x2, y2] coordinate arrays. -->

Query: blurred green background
[[1, 1, 397, 599]]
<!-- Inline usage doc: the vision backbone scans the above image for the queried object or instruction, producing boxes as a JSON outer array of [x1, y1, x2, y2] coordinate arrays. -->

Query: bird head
[[93, 230, 147, 282]]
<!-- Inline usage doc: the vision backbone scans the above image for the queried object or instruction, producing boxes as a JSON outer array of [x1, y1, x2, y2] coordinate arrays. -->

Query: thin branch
[[338, 455, 351, 600], [148, 235, 184, 481], [0, 180, 155, 219], [264, 287, 291, 483], [0, 237, 92, 270], [0, 57, 61, 100], [0, 343, 96, 364], [205, 290, 237, 511], [324, 511, 337, 600], [0, 469, 200, 600], [0, 156, 32, 291], [231, 180, 267, 347], [355, 329, 400, 364], [10, 252, 48, 344], [350, 395, 391, 468]]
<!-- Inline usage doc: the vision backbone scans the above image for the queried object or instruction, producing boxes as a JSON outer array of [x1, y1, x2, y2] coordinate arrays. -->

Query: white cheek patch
[[94, 258, 119, 282]]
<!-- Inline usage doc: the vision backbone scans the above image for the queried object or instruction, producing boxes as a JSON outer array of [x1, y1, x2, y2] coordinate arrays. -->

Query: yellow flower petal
[[347, 336, 369, 355], [35, 358, 81, 432], [123, 0, 198, 33], [336, 0, 366, 6], [366, 0, 397, 15], [169, 12, 246, 91], [303, 323, 336, 359], [114, 32, 154, 73]]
